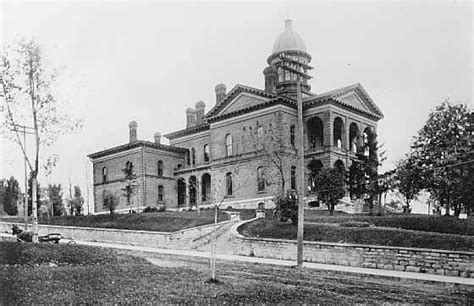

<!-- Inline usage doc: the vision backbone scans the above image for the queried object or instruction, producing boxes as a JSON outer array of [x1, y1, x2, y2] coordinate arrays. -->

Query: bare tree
[[247, 121, 295, 197], [1, 38, 82, 242]]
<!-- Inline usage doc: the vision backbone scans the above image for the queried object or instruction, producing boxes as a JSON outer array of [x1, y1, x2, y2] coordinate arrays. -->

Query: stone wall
[[0, 219, 238, 250], [230, 220, 474, 278]]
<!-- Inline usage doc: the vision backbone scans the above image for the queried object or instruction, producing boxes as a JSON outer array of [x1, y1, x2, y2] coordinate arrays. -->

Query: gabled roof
[[304, 83, 384, 120], [205, 84, 278, 118], [88, 140, 187, 160], [163, 123, 210, 140]]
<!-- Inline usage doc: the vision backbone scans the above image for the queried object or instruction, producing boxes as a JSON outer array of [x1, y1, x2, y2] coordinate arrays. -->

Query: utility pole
[[9, 124, 35, 231], [277, 54, 313, 267]]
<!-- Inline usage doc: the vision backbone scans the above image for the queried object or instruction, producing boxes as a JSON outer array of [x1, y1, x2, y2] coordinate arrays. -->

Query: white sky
[[0, 1, 472, 209]]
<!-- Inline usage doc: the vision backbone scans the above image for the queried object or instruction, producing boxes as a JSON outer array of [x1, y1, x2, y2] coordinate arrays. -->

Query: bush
[[275, 191, 298, 225], [143, 206, 158, 213]]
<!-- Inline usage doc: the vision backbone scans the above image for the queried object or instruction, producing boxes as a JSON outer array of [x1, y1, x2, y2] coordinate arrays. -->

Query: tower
[[265, 19, 312, 98]]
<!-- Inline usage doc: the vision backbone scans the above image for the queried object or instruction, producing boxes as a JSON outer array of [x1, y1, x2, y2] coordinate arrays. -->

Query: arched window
[[225, 134, 232, 157], [278, 67, 283, 82], [158, 185, 164, 202], [257, 167, 265, 192], [102, 167, 108, 183], [157, 160, 163, 177], [290, 166, 296, 190], [226, 172, 233, 196], [290, 125, 295, 147], [191, 147, 196, 165], [204, 144, 210, 162], [125, 161, 132, 172]]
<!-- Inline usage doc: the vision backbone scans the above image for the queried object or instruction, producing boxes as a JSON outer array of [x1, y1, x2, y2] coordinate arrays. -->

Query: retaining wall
[[230, 220, 474, 278], [0, 218, 238, 250]]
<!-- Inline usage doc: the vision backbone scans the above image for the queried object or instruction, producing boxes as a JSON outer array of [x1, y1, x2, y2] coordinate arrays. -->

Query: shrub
[[275, 191, 298, 225], [143, 206, 158, 213], [157, 204, 166, 212]]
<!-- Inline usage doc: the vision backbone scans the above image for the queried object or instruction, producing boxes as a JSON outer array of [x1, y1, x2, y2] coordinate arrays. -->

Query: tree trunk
[[32, 176, 38, 243]]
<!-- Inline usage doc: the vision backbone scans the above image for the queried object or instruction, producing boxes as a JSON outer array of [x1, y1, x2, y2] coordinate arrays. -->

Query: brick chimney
[[129, 121, 138, 143], [215, 83, 226, 105], [195, 101, 206, 125], [263, 66, 277, 94], [154, 132, 161, 144], [186, 108, 196, 128]]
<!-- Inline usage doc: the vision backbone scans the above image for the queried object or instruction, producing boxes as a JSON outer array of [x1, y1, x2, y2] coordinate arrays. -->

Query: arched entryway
[[201, 173, 211, 203], [189, 176, 197, 206], [334, 160, 345, 172], [363, 127, 376, 157], [177, 178, 186, 206], [333, 117, 344, 149], [308, 160, 323, 192], [349, 123, 360, 153], [307, 117, 324, 149]]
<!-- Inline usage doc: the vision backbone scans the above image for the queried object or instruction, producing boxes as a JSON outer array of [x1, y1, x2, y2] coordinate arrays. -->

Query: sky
[[0, 0, 472, 213]]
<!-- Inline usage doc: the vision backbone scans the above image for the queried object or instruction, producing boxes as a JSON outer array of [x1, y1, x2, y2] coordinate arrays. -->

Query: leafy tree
[[313, 167, 346, 215], [1, 38, 82, 241], [274, 190, 298, 225], [103, 191, 119, 215], [122, 162, 137, 212], [3, 176, 20, 215], [47, 184, 64, 216], [66, 184, 84, 215], [395, 155, 423, 213], [409, 100, 471, 216], [348, 140, 382, 214]]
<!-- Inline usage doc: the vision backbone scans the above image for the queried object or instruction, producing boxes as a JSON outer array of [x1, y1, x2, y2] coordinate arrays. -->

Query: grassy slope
[[239, 219, 474, 252], [304, 211, 474, 236], [10, 210, 230, 232], [0, 242, 472, 304]]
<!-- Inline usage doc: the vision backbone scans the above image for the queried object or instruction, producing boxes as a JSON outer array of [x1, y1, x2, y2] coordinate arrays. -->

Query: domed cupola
[[272, 19, 308, 55], [264, 19, 313, 98]]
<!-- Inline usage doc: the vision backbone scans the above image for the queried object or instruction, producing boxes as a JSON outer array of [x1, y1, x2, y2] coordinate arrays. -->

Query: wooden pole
[[296, 81, 305, 267]]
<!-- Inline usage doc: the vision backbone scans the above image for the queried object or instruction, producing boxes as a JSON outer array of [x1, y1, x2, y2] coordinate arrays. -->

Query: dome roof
[[272, 19, 307, 54]]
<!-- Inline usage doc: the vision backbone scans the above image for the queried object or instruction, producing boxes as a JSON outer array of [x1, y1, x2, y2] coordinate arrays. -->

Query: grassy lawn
[[1, 242, 472, 304], [304, 211, 474, 236], [5, 210, 230, 232], [239, 219, 474, 252]]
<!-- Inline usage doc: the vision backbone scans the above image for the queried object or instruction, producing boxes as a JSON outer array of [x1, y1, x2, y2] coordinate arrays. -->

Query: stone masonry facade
[[88, 20, 384, 213]]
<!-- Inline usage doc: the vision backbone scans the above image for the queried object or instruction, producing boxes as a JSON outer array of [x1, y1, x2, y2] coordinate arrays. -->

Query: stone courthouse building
[[88, 19, 384, 213]]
